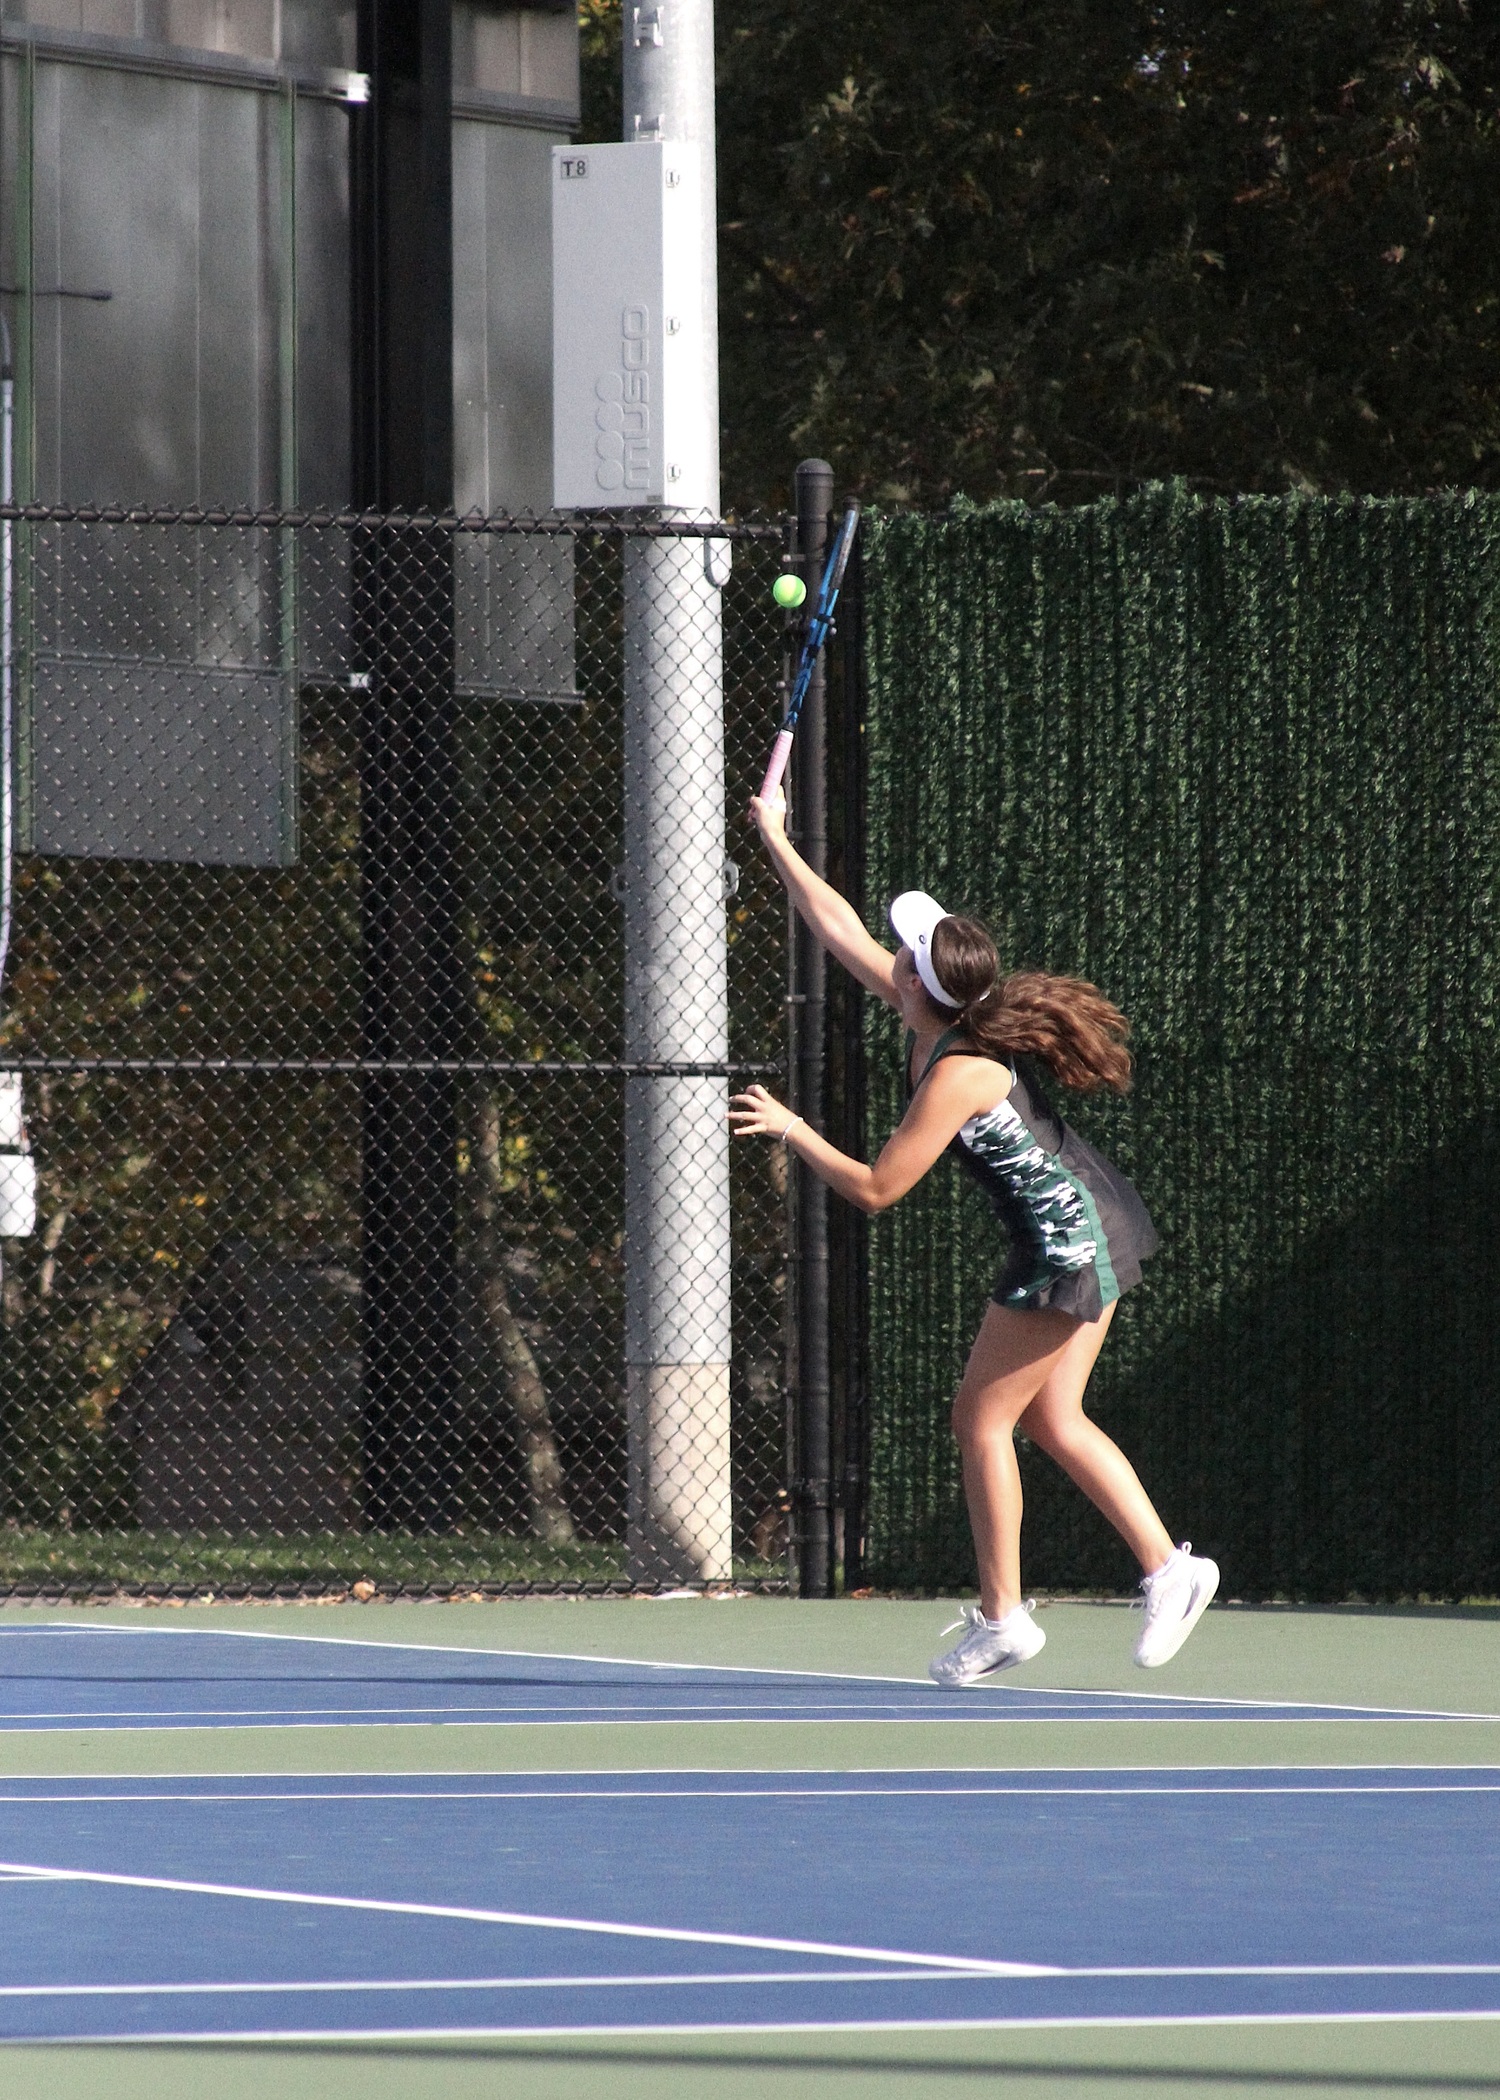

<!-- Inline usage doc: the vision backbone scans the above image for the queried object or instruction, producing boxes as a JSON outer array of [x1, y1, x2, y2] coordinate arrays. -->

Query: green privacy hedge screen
[[861, 484, 1500, 1602]]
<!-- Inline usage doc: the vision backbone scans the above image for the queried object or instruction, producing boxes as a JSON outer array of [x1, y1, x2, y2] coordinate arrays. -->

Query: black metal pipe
[[789, 458, 834, 1598], [351, 0, 464, 1532], [830, 529, 870, 1589]]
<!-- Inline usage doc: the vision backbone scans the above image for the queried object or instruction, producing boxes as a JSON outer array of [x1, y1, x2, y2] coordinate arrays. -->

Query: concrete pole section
[[621, 0, 732, 1582]]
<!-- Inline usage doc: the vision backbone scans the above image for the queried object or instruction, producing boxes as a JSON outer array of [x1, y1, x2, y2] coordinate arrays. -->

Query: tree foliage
[[585, 1, 1500, 508]]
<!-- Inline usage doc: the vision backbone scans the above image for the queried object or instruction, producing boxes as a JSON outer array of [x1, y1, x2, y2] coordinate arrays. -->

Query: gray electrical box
[[551, 140, 711, 512]]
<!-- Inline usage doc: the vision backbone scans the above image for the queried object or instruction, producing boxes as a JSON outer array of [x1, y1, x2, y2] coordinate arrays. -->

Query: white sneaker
[[928, 1602, 1046, 1687], [1133, 1544, 1219, 1668]]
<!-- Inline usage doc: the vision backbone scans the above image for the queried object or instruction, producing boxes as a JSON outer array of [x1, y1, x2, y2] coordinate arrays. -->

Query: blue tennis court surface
[[1, 1768, 1498, 2041], [0, 1623, 1488, 1728]]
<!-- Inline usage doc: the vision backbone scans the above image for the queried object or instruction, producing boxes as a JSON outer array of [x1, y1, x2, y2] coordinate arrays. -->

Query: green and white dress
[[908, 1029, 1158, 1322]]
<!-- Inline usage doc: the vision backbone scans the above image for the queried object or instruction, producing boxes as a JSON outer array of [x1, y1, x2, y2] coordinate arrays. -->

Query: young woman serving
[[731, 789, 1218, 1684]]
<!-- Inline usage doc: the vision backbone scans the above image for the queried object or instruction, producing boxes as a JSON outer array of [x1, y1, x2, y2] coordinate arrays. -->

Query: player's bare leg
[[949, 1302, 1082, 1621], [1019, 1323, 1217, 1665], [1017, 1312, 1176, 1575]]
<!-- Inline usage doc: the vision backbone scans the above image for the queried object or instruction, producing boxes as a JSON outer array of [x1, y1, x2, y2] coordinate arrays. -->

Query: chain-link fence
[[0, 503, 794, 1598]]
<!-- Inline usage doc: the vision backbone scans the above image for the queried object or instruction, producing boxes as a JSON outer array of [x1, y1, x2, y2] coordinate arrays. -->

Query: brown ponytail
[[928, 915, 1133, 1094]]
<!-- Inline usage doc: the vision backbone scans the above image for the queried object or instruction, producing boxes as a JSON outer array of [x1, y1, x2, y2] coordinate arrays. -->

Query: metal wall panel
[[3, 29, 575, 861], [453, 111, 572, 704], [31, 63, 278, 502], [454, 531, 575, 702], [292, 87, 353, 686], [0, 3, 356, 68], [455, 113, 554, 514], [453, 3, 578, 106], [11, 51, 303, 861], [27, 659, 293, 861], [295, 92, 350, 507]]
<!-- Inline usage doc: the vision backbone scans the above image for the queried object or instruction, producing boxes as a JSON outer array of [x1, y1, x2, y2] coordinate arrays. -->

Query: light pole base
[[626, 1361, 733, 1582]]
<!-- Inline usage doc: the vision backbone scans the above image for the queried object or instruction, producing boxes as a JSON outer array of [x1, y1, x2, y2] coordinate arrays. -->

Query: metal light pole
[[0, 314, 37, 1254], [620, 0, 733, 1582]]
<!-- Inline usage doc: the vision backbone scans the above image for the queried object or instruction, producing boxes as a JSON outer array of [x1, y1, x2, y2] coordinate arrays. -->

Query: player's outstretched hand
[[748, 786, 788, 843], [729, 1085, 798, 1140]]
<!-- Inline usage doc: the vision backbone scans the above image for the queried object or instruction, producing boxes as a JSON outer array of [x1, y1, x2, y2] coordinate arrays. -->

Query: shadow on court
[[9, 2035, 1500, 2100], [178, 2041, 1500, 2088]]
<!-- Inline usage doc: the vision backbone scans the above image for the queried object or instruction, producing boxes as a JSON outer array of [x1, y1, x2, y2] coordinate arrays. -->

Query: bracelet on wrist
[[780, 1116, 805, 1145]]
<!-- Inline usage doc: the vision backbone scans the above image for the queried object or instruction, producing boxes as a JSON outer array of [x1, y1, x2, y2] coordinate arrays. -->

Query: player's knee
[[1024, 1408, 1082, 1462], [950, 1398, 979, 1450], [951, 1399, 1012, 1455]]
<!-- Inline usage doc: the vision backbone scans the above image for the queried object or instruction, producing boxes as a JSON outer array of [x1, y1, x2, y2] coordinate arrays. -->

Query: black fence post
[[788, 458, 834, 1598], [829, 529, 869, 1589], [351, 0, 464, 1531]]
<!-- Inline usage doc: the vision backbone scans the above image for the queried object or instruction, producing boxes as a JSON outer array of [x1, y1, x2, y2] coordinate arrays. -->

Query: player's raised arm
[[748, 785, 899, 1007]]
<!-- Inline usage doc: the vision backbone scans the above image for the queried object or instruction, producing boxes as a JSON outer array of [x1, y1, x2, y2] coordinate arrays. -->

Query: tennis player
[[732, 787, 1218, 1684]]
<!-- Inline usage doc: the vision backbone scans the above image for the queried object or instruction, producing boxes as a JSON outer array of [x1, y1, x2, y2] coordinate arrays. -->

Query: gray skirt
[[986, 1127, 1158, 1323]]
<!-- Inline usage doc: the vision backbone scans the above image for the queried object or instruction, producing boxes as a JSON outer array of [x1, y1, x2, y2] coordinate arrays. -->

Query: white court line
[[0, 1970, 967, 1999], [5, 1961, 1500, 2000], [1, 1621, 943, 1691], [4, 1780, 1500, 1805], [1054, 1964, 1500, 1981], [0, 1696, 1084, 1713], [5, 1712, 1493, 1737], [3, 1761, 1497, 1788], [2, 1620, 947, 1693], [11, 1861, 1500, 1999], [6, 1708, 1468, 1728], [17, 1618, 1495, 1723], [0, 1857, 1054, 1979], [33, 2010, 1500, 2045]]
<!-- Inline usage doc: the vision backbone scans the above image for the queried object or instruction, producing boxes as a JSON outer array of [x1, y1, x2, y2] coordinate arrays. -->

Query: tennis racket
[[758, 501, 861, 800]]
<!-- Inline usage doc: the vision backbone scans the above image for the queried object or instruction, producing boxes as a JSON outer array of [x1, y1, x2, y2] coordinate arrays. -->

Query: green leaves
[[701, 0, 1500, 507]]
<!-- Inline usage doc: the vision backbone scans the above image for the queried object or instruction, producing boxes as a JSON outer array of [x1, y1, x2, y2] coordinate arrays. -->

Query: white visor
[[889, 890, 961, 1009]]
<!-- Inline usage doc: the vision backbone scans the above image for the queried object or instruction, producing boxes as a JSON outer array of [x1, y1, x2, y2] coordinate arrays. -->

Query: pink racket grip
[[758, 729, 795, 802]]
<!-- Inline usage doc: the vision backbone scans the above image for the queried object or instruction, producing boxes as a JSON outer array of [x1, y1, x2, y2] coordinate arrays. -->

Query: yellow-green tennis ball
[[773, 573, 807, 610]]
